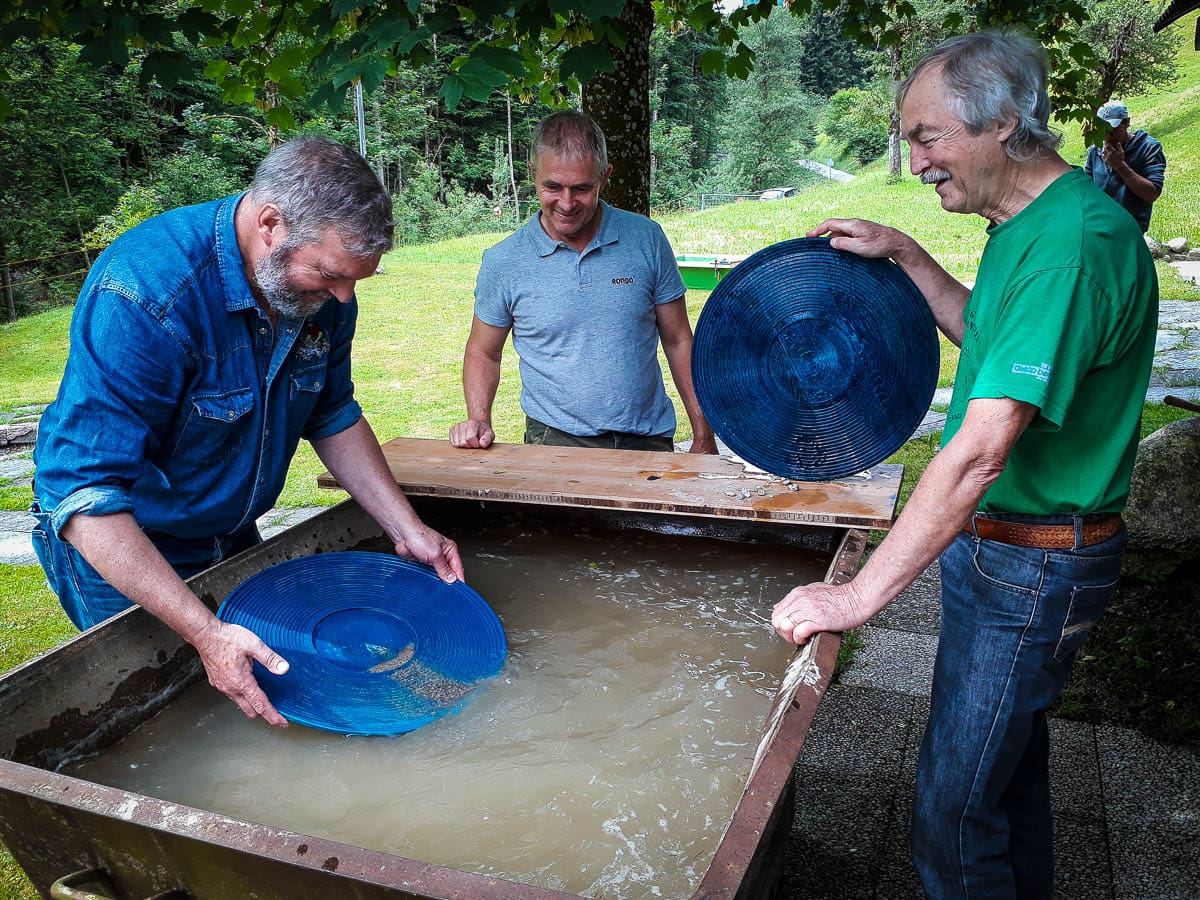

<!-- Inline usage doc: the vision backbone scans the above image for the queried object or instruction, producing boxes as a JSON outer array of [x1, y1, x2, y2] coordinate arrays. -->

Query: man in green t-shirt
[[771, 30, 1157, 900]]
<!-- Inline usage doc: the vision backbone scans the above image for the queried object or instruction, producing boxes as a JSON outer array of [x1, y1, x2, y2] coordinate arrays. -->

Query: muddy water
[[70, 523, 827, 899]]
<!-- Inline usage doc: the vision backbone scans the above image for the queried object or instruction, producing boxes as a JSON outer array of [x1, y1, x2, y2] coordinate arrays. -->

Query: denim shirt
[[33, 193, 362, 568]]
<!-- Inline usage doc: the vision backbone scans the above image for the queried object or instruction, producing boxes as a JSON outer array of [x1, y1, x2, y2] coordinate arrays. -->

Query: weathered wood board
[[318, 437, 902, 530]]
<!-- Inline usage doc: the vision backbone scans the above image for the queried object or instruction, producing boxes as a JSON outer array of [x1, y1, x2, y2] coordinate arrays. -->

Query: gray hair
[[248, 135, 394, 256], [897, 29, 1062, 162], [528, 111, 608, 177]]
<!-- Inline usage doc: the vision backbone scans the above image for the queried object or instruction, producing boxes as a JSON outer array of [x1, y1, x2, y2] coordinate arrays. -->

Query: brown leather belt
[[963, 514, 1122, 549]]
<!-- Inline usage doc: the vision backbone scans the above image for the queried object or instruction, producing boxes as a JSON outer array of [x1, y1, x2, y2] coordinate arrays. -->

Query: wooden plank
[[318, 437, 902, 530]]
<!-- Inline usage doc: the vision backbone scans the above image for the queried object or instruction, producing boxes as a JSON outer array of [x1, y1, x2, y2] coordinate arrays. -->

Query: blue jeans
[[30, 502, 260, 630], [913, 514, 1125, 900]]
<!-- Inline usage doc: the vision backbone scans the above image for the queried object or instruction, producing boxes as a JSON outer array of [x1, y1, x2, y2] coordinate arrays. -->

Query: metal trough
[[0, 482, 873, 899], [675, 255, 748, 292]]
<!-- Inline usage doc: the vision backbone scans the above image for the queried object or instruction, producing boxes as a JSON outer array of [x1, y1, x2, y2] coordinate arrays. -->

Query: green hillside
[[662, 10, 1200, 284]]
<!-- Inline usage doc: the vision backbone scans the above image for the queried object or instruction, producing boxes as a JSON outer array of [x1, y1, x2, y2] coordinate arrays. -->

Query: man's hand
[[1101, 140, 1126, 169], [688, 432, 719, 454], [191, 619, 291, 726], [807, 218, 915, 261], [394, 523, 465, 584], [449, 418, 495, 449], [808, 216, 969, 346], [772, 580, 872, 646]]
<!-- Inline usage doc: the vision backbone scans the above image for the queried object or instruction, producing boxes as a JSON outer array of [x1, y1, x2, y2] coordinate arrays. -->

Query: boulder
[[1144, 234, 1164, 258], [1122, 415, 1200, 579], [1165, 237, 1190, 254]]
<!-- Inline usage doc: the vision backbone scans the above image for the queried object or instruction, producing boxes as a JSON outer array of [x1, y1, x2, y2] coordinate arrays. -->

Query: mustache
[[920, 169, 951, 185]]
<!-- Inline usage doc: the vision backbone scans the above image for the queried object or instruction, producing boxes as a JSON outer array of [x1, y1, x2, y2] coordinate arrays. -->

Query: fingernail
[[275, 659, 290, 674]]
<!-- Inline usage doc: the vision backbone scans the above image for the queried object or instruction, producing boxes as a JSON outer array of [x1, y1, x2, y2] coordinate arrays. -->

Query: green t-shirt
[[940, 168, 1158, 515]]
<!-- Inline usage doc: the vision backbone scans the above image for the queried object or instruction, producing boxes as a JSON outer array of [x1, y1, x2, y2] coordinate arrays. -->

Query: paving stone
[[1144, 385, 1200, 404], [1157, 300, 1200, 327], [0, 457, 35, 481], [1095, 725, 1200, 900], [800, 684, 915, 764], [1048, 718, 1105, 822], [873, 700, 926, 900], [781, 686, 917, 899], [1053, 812, 1114, 899], [780, 763, 897, 900], [911, 409, 946, 438], [0, 510, 34, 531], [1158, 366, 1200, 387], [0, 532, 36, 565], [870, 560, 941, 635], [838, 625, 938, 696], [1155, 329, 1184, 352], [1153, 348, 1200, 369]]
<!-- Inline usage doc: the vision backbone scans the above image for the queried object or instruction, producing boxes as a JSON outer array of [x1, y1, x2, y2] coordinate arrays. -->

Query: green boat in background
[[675, 254, 747, 291]]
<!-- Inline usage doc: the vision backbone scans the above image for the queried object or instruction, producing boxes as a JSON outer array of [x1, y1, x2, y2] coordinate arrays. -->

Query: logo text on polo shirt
[[612, 276, 635, 285]]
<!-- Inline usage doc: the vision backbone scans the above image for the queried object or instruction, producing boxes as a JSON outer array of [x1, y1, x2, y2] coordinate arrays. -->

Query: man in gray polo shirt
[[449, 110, 717, 454]]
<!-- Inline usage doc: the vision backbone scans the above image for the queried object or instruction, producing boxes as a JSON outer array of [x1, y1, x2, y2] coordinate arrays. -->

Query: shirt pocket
[[287, 362, 328, 419], [289, 364, 327, 399], [174, 388, 256, 463]]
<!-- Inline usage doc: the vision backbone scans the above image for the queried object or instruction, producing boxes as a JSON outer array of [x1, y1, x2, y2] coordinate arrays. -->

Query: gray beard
[[254, 247, 332, 320]]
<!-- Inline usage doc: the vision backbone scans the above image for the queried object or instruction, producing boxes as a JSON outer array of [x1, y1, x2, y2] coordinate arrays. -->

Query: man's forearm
[[463, 351, 502, 424], [661, 338, 714, 443], [1112, 163, 1162, 204], [312, 417, 423, 544], [891, 240, 971, 347], [853, 398, 1036, 604], [61, 512, 217, 644]]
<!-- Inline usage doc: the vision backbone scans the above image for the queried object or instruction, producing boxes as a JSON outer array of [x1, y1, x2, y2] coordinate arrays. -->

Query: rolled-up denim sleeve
[[35, 285, 188, 537], [47, 486, 136, 536], [302, 296, 363, 441]]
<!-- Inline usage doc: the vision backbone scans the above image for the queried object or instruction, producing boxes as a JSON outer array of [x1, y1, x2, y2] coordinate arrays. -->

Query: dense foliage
[[0, 0, 1178, 320]]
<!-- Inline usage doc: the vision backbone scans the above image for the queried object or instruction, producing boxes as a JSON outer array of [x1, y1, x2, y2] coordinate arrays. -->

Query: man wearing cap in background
[[774, 30, 1157, 899], [449, 110, 716, 454], [32, 135, 464, 729], [1085, 100, 1166, 234]]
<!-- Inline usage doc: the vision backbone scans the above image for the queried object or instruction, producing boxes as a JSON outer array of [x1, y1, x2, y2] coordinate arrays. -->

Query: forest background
[[0, 0, 1183, 323]]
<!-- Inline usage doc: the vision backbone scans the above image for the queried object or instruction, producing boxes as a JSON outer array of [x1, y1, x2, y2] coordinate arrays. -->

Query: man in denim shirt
[[32, 136, 464, 727]]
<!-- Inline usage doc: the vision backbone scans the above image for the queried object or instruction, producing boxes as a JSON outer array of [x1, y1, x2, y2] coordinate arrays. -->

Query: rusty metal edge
[[692, 527, 869, 899], [0, 758, 575, 900]]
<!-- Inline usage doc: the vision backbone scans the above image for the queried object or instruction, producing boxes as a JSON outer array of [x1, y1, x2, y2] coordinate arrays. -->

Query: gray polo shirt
[[474, 201, 686, 437]]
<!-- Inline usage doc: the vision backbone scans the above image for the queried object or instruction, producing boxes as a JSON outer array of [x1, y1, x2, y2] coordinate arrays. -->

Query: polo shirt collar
[[528, 200, 621, 257], [217, 192, 259, 313]]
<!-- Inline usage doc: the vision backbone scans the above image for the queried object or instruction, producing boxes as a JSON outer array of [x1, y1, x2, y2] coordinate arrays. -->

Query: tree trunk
[[888, 112, 903, 178], [372, 89, 385, 186], [582, 0, 652, 216], [1098, 18, 1139, 105], [0, 234, 14, 324], [887, 43, 904, 179], [507, 94, 520, 227], [59, 164, 93, 268]]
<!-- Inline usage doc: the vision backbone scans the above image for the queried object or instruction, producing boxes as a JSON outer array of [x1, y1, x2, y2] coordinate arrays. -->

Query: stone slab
[[0, 532, 36, 565], [1096, 725, 1200, 900], [838, 625, 938, 696]]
